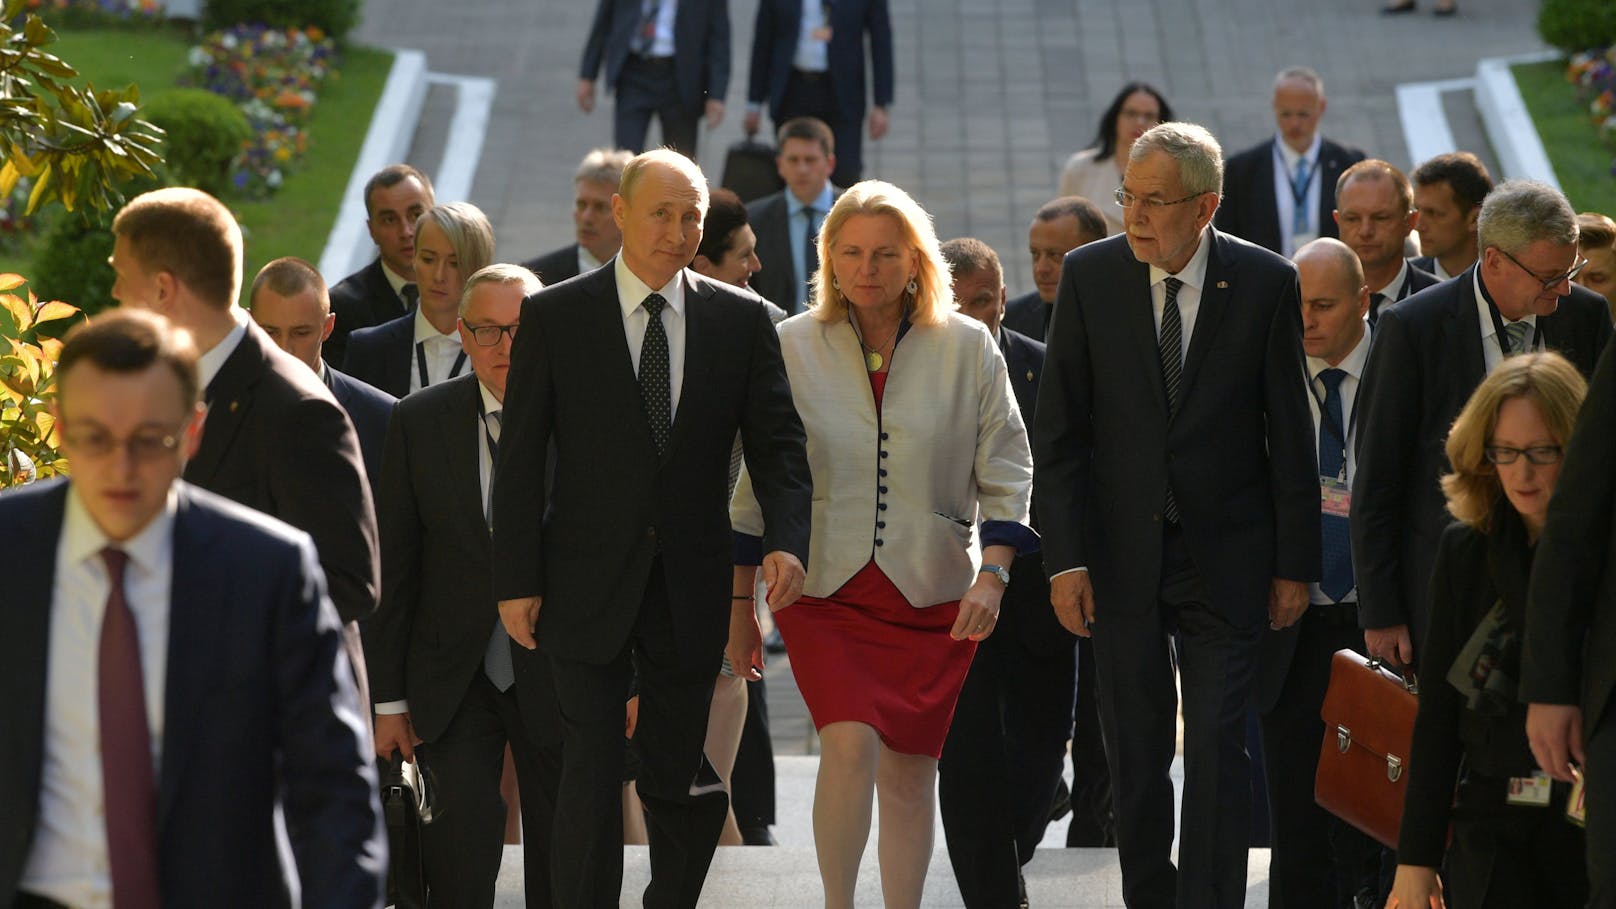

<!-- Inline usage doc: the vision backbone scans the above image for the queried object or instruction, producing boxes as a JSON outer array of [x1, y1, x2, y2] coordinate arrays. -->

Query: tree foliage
[[0, 273, 83, 486]]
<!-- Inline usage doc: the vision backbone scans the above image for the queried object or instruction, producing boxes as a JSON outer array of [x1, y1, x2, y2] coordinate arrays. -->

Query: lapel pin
[[1026, 369, 1035, 382], [229, 401, 239, 413], [1216, 281, 1229, 289]]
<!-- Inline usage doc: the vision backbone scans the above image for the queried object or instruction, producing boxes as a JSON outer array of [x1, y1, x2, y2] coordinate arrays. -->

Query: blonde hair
[[1441, 351, 1587, 531], [417, 202, 495, 282], [810, 180, 950, 327]]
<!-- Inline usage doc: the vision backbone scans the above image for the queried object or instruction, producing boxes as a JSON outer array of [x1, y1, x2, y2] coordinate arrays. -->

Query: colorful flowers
[[1566, 48, 1616, 176], [184, 24, 339, 198], [25, 0, 164, 25]]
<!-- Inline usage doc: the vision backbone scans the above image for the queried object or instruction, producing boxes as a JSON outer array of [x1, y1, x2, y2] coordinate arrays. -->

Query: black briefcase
[[380, 754, 430, 908], [721, 136, 784, 203]]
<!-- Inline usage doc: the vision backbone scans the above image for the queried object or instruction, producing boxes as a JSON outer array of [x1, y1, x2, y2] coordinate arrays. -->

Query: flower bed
[[1566, 47, 1616, 177], [184, 24, 339, 198], [24, 0, 162, 27]]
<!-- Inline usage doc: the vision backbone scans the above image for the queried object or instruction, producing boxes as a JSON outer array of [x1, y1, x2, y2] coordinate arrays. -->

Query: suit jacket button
[[877, 503, 887, 511], [880, 432, 890, 440], [879, 486, 888, 494], [878, 468, 888, 477], [876, 521, 886, 529], [880, 450, 889, 459], [874, 539, 884, 547], [646, 527, 657, 538]]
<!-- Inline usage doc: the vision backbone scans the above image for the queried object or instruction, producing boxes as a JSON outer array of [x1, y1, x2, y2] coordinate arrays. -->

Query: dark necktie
[[99, 547, 162, 909], [804, 207, 821, 300], [1317, 369, 1354, 601], [639, 294, 672, 455], [1503, 321, 1530, 356], [401, 283, 419, 313], [1159, 277, 1184, 523], [1368, 292, 1388, 328], [480, 411, 514, 690], [631, 0, 661, 54]]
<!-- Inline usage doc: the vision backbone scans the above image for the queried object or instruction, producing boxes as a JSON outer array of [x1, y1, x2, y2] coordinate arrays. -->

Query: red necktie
[[99, 547, 162, 908]]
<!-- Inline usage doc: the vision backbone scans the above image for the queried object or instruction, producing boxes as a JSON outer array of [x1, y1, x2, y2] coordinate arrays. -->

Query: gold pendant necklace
[[856, 321, 900, 372], [865, 349, 884, 371]]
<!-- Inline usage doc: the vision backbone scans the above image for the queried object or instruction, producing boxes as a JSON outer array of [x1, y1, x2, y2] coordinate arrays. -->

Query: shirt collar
[[579, 244, 605, 272], [1473, 265, 1537, 337], [198, 306, 251, 391], [787, 183, 835, 216], [615, 255, 687, 320], [380, 260, 413, 299], [1274, 132, 1322, 170], [1307, 320, 1372, 382], [413, 306, 459, 344], [62, 480, 178, 578], [478, 379, 502, 415], [1372, 259, 1411, 301], [1147, 226, 1213, 291]]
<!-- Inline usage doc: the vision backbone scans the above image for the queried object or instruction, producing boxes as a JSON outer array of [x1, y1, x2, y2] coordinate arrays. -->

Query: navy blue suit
[[580, 0, 730, 155], [343, 314, 415, 401], [0, 480, 385, 908], [1214, 137, 1366, 255], [327, 259, 410, 371], [521, 244, 583, 287], [323, 363, 395, 500], [746, 0, 893, 185]]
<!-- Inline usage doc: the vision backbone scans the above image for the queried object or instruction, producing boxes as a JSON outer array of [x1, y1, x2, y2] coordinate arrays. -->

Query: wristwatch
[[979, 564, 1010, 587]]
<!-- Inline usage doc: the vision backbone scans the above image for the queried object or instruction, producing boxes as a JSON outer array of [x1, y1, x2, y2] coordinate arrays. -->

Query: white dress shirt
[[1430, 258, 1453, 281], [20, 485, 177, 909], [1305, 324, 1371, 605], [793, 0, 830, 70], [1272, 133, 1323, 257], [1474, 267, 1539, 374], [578, 245, 605, 275], [787, 183, 835, 307], [647, 0, 678, 57], [197, 305, 250, 393], [1147, 225, 1213, 361], [615, 255, 688, 420], [1371, 259, 1412, 303], [381, 259, 415, 307], [411, 308, 466, 394]]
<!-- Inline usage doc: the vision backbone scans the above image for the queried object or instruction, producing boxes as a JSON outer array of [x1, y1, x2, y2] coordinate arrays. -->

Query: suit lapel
[[1453, 268, 1487, 386], [185, 327, 264, 487], [589, 266, 656, 450], [158, 486, 225, 830], [1180, 231, 1233, 402], [443, 377, 489, 530], [1, 483, 67, 828], [667, 272, 714, 460], [387, 320, 413, 399], [1316, 142, 1345, 231], [1123, 250, 1169, 418], [1255, 147, 1280, 249]]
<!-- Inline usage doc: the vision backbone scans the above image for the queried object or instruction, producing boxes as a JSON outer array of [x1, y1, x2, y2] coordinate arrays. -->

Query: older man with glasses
[[1351, 179, 1612, 674]]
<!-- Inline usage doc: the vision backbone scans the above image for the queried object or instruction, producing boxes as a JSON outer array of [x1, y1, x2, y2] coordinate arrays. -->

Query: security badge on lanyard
[[1315, 386, 1350, 519]]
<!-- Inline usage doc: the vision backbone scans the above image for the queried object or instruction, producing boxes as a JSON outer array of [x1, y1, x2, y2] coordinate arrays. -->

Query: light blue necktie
[[1291, 156, 1312, 236]]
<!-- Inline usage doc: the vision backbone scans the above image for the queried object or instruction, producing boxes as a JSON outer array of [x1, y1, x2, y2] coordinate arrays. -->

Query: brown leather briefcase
[[1315, 649, 1419, 849]]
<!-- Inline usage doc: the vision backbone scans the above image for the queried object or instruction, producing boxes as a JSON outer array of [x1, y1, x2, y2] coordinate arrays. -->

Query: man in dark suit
[[1351, 179, 1613, 669], [1003, 196, 1109, 342], [0, 309, 384, 908], [1524, 336, 1616, 909], [578, 0, 730, 156], [327, 164, 435, 368], [1332, 160, 1440, 327], [1214, 67, 1366, 257], [491, 150, 812, 908], [109, 187, 381, 709], [1258, 238, 1384, 908], [939, 238, 1074, 909], [248, 257, 395, 497], [1410, 152, 1492, 281], [522, 147, 633, 285], [1033, 122, 1319, 908], [743, 0, 893, 186], [746, 117, 840, 313], [370, 265, 561, 908]]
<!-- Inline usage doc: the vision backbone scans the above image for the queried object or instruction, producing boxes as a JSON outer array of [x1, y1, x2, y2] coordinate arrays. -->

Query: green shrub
[[142, 88, 251, 197], [203, 0, 360, 43], [30, 215, 117, 319], [1538, 0, 1616, 51]]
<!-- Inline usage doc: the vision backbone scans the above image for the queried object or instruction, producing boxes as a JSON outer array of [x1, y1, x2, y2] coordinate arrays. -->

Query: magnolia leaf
[[0, 293, 32, 332], [37, 335, 63, 361], [24, 163, 51, 215], [0, 274, 24, 292], [22, 16, 55, 48], [34, 300, 79, 325], [2, 0, 26, 20]]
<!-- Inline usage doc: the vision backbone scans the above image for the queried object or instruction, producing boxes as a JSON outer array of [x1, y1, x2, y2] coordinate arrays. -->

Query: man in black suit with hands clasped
[[1033, 122, 1319, 909], [491, 149, 812, 909]]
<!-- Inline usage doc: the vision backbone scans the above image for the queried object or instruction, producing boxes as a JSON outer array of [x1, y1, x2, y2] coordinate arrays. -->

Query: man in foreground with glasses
[[0, 309, 384, 907], [369, 264, 563, 907], [1352, 179, 1612, 671], [1034, 121, 1318, 908]]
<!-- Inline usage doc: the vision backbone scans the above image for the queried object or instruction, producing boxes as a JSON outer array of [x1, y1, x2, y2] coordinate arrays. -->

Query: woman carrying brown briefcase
[[1389, 352, 1590, 908]]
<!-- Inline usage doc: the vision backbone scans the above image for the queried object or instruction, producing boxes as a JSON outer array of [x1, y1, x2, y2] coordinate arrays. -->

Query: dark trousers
[[1065, 634, 1116, 847], [939, 618, 1077, 907], [1258, 602, 1384, 908], [1443, 774, 1587, 908], [775, 68, 864, 187], [547, 562, 728, 908], [729, 676, 776, 828], [1586, 705, 1616, 909], [614, 56, 700, 156], [415, 657, 561, 909], [1093, 525, 1262, 909]]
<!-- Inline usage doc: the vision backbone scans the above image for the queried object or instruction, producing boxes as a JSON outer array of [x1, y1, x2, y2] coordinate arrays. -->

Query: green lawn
[[0, 26, 393, 305], [1513, 59, 1616, 217]]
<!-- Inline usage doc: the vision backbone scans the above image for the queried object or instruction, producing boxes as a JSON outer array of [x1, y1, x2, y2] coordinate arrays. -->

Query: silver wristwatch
[[979, 564, 1010, 587]]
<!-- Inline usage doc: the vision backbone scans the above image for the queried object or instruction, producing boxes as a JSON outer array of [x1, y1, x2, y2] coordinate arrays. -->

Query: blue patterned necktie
[[1291, 155, 1312, 236], [1317, 368, 1354, 601], [1502, 320, 1530, 356]]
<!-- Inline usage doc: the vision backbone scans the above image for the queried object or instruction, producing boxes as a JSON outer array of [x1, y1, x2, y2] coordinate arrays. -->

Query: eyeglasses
[[1114, 187, 1206, 211], [465, 322, 519, 347], [1483, 444, 1563, 466], [1497, 248, 1587, 293], [64, 428, 183, 462]]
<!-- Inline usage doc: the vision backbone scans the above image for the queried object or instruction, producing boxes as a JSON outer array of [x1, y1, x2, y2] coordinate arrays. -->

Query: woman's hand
[[951, 574, 1004, 642], [1386, 864, 1445, 909]]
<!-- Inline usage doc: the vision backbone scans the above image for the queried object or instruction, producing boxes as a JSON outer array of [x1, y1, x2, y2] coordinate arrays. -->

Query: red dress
[[772, 371, 976, 758]]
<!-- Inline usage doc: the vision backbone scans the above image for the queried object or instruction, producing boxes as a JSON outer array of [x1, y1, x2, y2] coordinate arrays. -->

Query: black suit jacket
[[1214, 136, 1367, 254], [1350, 268, 1612, 650], [746, 0, 893, 122], [1410, 255, 1438, 276], [0, 480, 384, 907], [580, 0, 730, 112], [371, 375, 506, 742], [1524, 334, 1616, 731], [327, 259, 409, 370], [746, 188, 842, 315], [491, 264, 811, 668], [187, 320, 380, 625], [1367, 262, 1442, 327], [521, 244, 583, 287], [997, 327, 1069, 654], [343, 313, 415, 400], [1033, 230, 1319, 625], [1002, 290, 1048, 342], [323, 364, 396, 501]]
